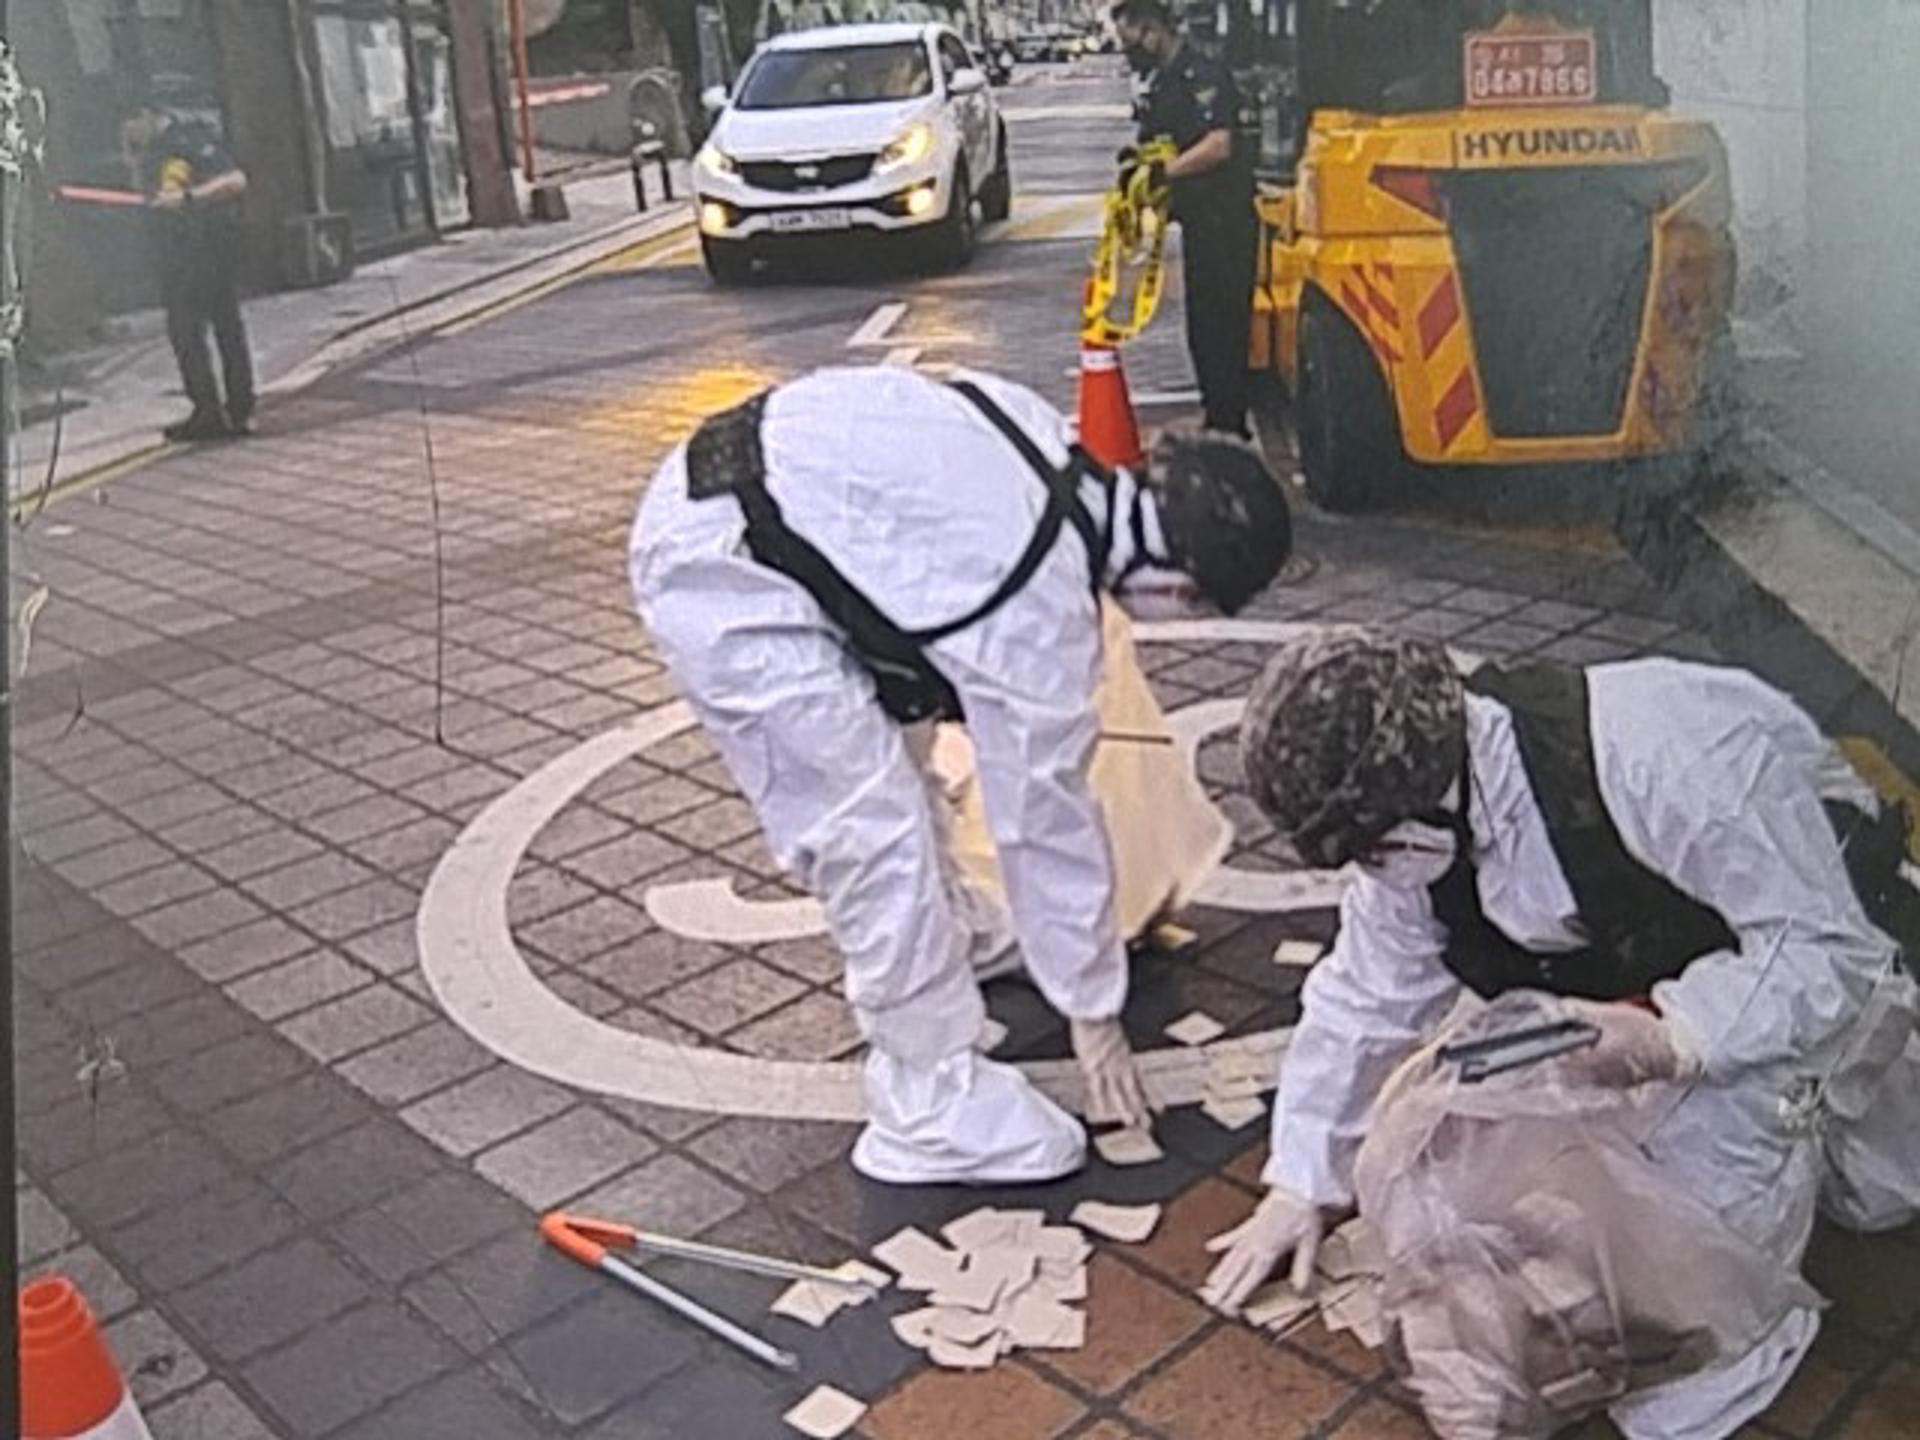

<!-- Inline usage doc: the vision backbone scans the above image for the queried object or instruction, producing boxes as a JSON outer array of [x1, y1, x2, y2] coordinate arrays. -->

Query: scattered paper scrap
[[1273, 939, 1326, 967], [941, 1208, 1042, 1254], [1202, 1093, 1267, 1130], [1224, 1217, 1389, 1352], [873, 1227, 965, 1292], [769, 1259, 889, 1328], [976, 1017, 1010, 1053], [1205, 1069, 1268, 1102], [1070, 1200, 1162, 1244], [1004, 1291, 1087, 1350], [1165, 1010, 1227, 1046], [783, 1385, 867, 1440], [1027, 1268, 1087, 1303], [770, 1281, 841, 1328], [1094, 1126, 1165, 1168], [1242, 1281, 1317, 1333], [1316, 1219, 1382, 1282], [929, 1332, 1001, 1370], [882, 1207, 1093, 1369], [891, 1309, 942, 1348], [1034, 1226, 1092, 1269]]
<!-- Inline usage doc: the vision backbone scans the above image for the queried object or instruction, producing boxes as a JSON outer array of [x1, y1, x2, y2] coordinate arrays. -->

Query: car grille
[[737, 154, 878, 192], [1444, 166, 1663, 439]]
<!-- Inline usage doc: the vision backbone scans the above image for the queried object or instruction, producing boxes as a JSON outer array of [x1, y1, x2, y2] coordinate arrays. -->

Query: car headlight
[[877, 123, 936, 173], [696, 143, 738, 179]]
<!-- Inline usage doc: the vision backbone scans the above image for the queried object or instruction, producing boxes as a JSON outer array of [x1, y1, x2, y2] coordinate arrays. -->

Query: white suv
[[693, 23, 1011, 282]]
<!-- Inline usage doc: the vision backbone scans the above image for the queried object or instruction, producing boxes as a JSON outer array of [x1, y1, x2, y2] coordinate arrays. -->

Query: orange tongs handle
[[540, 1212, 638, 1267]]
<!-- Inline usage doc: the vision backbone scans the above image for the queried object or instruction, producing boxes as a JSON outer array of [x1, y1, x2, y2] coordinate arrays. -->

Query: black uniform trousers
[[1179, 206, 1258, 437], [160, 223, 254, 425]]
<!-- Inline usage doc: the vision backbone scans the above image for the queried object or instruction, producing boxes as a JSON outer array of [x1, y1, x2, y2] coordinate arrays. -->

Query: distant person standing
[[122, 97, 255, 442], [1111, 0, 1257, 437]]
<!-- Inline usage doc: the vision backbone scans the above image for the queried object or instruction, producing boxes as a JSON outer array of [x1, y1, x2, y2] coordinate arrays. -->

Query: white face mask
[[1355, 818, 1456, 888]]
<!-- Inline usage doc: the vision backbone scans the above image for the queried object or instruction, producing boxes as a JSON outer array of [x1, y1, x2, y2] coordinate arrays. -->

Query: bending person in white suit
[[630, 365, 1291, 1185]]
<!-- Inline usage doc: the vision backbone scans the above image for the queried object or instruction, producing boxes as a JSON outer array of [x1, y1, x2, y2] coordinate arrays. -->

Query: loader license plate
[[770, 207, 851, 233], [1465, 30, 1597, 108]]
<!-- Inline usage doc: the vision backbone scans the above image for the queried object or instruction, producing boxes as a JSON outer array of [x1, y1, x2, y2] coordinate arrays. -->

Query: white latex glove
[[1555, 998, 1701, 1089], [1201, 1185, 1325, 1315], [1070, 1017, 1153, 1131]]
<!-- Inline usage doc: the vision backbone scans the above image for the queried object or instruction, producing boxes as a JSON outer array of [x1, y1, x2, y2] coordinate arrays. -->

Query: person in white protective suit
[[629, 365, 1292, 1185], [1203, 627, 1920, 1440]]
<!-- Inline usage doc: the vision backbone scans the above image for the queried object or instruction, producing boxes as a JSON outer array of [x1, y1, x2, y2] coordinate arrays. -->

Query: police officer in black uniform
[[1111, 0, 1257, 437]]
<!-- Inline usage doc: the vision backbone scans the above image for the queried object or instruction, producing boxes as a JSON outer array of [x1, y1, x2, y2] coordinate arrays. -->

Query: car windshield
[[735, 43, 933, 109]]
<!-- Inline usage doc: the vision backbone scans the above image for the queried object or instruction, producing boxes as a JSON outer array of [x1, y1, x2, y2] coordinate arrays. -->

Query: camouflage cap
[[1240, 627, 1466, 869]]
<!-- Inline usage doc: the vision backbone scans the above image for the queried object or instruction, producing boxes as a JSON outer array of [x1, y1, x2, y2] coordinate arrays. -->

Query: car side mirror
[[949, 67, 988, 96], [701, 84, 729, 115]]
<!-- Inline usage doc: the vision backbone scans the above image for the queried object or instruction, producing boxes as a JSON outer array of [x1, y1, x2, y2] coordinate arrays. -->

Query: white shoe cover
[[852, 1049, 1085, 1186]]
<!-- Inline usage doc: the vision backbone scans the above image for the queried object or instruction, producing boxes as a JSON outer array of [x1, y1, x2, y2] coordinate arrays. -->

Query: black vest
[[685, 384, 1105, 724], [1429, 663, 1912, 1001]]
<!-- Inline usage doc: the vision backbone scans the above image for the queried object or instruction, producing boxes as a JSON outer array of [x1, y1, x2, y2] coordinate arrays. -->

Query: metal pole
[[508, 0, 536, 182], [1, 12, 21, 1439]]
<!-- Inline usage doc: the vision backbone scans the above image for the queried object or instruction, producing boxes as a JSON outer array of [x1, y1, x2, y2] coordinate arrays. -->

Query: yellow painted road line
[[11, 222, 696, 516], [1002, 193, 1106, 244], [437, 219, 696, 337], [8, 440, 179, 521]]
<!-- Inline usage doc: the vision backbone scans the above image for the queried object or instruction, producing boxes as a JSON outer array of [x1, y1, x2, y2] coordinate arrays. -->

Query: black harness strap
[[684, 382, 1102, 723], [1429, 661, 1915, 1001], [1431, 663, 1737, 1001]]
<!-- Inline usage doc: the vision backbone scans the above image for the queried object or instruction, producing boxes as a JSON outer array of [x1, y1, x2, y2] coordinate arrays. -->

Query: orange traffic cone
[[1076, 342, 1145, 471], [20, 1276, 154, 1439]]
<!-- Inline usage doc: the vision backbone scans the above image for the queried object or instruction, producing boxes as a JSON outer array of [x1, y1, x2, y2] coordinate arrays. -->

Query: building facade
[[16, 0, 517, 341]]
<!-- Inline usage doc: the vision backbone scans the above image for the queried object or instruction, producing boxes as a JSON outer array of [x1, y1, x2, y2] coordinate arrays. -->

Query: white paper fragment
[[1273, 939, 1325, 967], [1318, 1219, 1383, 1282], [1004, 1290, 1087, 1350], [1165, 1010, 1228, 1046], [1202, 1093, 1268, 1130], [770, 1257, 890, 1328], [836, 1259, 892, 1292], [929, 1332, 1001, 1370], [1242, 1281, 1316, 1332], [1027, 1267, 1088, 1303], [1033, 1226, 1091, 1267], [873, 1227, 964, 1292], [770, 1280, 844, 1328], [1204, 1069, 1268, 1102], [783, 1385, 867, 1440], [976, 1017, 1010, 1053], [1070, 1200, 1162, 1244], [942, 1208, 1017, 1254], [891, 1308, 942, 1349], [926, 1306, 1004, 1346], [1094, 1126, 1165, 1167]]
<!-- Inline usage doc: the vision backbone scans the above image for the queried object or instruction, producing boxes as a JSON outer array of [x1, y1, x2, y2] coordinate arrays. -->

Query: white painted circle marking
[[417, 619, 1408, 1118]]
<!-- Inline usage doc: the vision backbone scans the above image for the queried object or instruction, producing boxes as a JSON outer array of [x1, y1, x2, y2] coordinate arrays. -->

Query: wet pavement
[[14, 62, 1920, 1440]]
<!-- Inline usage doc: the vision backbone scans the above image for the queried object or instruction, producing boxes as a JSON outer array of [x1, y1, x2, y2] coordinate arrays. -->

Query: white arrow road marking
[[848, 301, 909, 348]]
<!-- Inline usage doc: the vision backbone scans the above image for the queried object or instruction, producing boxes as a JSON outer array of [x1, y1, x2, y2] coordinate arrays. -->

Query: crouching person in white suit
[[1205, 627, 1920, 1439]]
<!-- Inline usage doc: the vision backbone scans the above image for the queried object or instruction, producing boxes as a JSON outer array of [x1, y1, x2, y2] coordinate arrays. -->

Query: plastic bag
[[931, 599, 1231, 938], [1354, 992, 1823, 1440]]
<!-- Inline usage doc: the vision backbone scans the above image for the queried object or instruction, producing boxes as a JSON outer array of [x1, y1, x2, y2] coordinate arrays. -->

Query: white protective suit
[[1267, 658, 1920, 1440], [631, 366, 1150, 1184]]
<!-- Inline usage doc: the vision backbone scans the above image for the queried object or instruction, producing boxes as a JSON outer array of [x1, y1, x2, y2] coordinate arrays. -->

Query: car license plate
[[1464, 29, 1597, 108], [769, 208, 851, 233]]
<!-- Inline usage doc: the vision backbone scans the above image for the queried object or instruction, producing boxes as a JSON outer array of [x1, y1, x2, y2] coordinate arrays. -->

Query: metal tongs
[[540, 1211, 879, 1371], [1437, 1018, 1602, 1084]]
